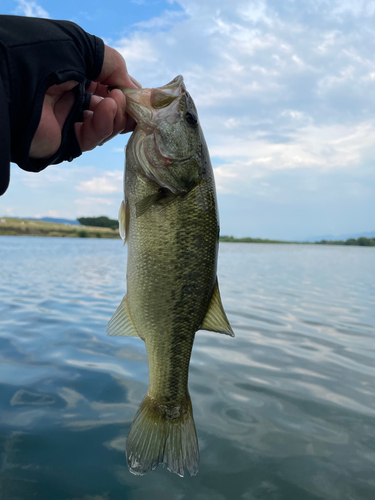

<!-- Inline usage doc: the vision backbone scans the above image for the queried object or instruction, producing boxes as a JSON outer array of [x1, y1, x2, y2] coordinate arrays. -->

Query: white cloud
[[134, 10, 187, 30], [280, 110, 311, 122], [75, 197, 114, 206], [4, 0, 375, 238], [315, 31, 342, 54], [74, 197, 116, 216], [2, 163, 124, 220], [114, 0, 375, 156], [317, 65, 356, 91], [224, 118, 241, 129], [101, 0, 375, 237], [18, 164, 93, 190], [13, 0, 50, 18], [114, 37, 159, 65], [239, 0, 273, 25], [211, 121, 375, 194], [76, 171, 123, 194], [331, 0, 366, 17]]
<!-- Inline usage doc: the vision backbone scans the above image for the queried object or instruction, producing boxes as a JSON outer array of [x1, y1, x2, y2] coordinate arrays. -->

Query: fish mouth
[[151, 75, 186, 108], [123, 76, 192, 167], [122, 76, 195, 194], [121, 75, 186, 125]]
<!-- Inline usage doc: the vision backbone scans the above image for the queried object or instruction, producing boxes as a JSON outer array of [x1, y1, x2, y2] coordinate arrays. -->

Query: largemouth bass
[[107, 76, 234, 477]]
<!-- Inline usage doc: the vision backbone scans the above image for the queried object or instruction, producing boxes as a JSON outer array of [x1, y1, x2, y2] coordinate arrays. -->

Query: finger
[[87, 81, 123, 99], [88, 92, 123, 116], [75, 97, 117, 152], [88, 94, 103, 111], [88, 91, 134, 136], [130, 76, 142, 88], [104, 90, 126, 137], [45, 80, 79, 96], [29, 102, 61, 158], [86, 81, 106, 98], [121, 115, 137, 134], [85, 81, 97, 94], [53, 89, 76, 129], [92, 83, 115, 98], [91, 90, 129, 146]]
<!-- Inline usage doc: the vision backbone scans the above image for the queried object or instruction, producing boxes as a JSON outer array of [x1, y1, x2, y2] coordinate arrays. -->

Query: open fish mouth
[[121, 75, 187, 126], [121, 76, 196, 193], [151, 75, 186, 108]]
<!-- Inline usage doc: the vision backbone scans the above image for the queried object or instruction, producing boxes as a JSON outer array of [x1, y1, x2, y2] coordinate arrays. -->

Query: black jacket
[[0, 15, 104, 195]]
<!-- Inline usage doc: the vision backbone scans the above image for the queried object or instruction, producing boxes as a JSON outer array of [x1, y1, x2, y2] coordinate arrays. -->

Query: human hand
[[29, 45, 141, 160]]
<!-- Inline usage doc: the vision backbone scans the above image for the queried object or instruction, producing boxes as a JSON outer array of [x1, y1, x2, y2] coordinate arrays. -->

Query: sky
[[1, 0, 375, 240]]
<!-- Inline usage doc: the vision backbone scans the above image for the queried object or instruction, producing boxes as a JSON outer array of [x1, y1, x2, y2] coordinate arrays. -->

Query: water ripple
[[0, 238, 374, 499]]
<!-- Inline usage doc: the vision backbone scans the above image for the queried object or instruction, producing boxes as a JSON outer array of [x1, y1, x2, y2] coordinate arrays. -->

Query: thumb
[[96, 45, 140, 89]]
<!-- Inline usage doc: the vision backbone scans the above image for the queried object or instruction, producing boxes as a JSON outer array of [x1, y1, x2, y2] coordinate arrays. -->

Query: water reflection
[[0, 238, 374, 499]]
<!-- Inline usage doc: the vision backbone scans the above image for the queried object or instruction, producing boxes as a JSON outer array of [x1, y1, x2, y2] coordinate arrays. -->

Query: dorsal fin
[[201, 279, 234, 337]]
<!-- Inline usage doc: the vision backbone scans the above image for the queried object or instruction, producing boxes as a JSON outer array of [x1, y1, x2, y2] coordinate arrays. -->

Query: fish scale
[[128, 179, 217, 402], [107, 75, 234, 477]]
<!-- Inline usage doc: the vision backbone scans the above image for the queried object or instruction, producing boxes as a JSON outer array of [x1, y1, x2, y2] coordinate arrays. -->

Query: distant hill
[[6, 217, 80, 226]]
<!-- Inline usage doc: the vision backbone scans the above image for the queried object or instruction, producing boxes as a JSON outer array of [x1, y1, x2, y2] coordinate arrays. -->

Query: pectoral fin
[[107, 295, 139, 338], [136, 192, 163, 218], [201, 279, 234, 337], [136, 189, 176, 218], [118, 199, 129, 243]]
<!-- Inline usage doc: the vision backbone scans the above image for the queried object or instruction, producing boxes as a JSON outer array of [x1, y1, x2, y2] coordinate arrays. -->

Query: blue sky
[[1, 0, 375, 240]]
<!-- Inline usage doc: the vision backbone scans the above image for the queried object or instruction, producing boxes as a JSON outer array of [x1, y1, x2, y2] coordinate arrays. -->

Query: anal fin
[[107, 295, 139, 337], [201, 278, 234, 337]]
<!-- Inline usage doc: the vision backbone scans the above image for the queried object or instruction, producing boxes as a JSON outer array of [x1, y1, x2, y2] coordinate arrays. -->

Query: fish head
[[123, 76, 208, 194]]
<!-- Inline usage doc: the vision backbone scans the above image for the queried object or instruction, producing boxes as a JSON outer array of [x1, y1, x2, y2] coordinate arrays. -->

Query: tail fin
[[126, 393, 199, 477]]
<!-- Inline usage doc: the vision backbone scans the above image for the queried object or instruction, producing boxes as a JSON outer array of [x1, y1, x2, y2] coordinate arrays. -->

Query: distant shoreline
[[220, 236, 375, 247], [1, 218, 374, 246], [0, 217, 119, 239], [220, 236, 293, 244]]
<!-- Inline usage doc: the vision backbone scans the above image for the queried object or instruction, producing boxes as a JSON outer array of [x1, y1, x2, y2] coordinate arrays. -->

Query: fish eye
[[185, 111, 198, 127]]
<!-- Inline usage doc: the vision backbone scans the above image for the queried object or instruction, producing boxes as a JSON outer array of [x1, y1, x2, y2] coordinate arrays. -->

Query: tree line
[[316, 237, 375, 247], [77, 216, 118, 230]]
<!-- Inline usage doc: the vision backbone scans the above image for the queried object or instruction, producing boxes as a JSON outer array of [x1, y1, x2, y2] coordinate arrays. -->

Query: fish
[[107, 75, 234, 477]]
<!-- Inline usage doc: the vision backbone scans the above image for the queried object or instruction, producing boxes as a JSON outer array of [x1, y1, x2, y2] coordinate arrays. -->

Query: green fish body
[[107, 76, 233, 477]]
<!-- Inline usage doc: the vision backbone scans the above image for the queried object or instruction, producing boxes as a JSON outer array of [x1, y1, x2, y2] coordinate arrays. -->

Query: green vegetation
[[77, 216, 118, 230], [316, 237, 375, 247], [1, 218, 373, 246], [220, 235, 375, 246], [77, 229, 89, 238], [220, 235, 291, 244], [0, 218, 120, 238]]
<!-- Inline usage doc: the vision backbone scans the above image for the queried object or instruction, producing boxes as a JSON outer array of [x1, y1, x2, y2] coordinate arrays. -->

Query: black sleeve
[[0, 15, 105, 196]]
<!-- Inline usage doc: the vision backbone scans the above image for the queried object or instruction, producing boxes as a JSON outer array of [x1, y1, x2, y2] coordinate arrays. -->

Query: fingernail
[[130, 75, 142, 88]]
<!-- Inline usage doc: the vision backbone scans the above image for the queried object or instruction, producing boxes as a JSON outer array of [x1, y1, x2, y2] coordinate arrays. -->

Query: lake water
[[0, 237, 374, 500]]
